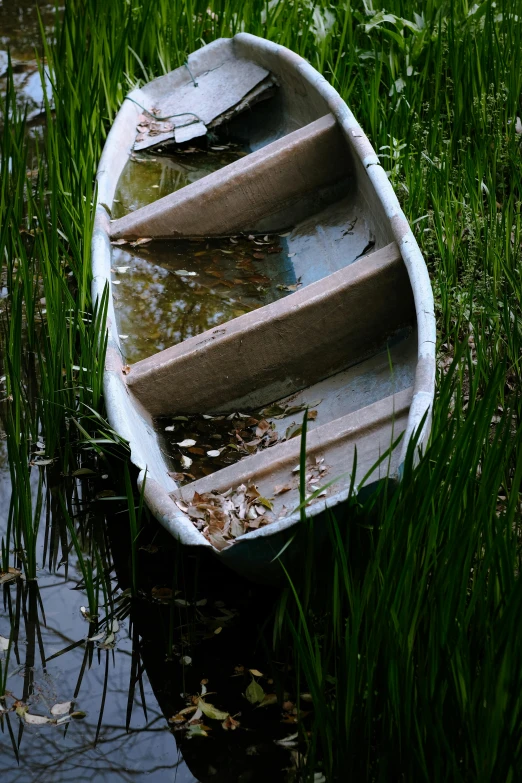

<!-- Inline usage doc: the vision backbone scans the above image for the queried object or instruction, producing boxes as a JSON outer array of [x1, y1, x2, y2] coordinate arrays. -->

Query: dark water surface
[[0, 5, 194, 780]]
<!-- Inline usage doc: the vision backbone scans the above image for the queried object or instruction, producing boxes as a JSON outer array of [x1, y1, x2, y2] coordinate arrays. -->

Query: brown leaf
[[274, 483, 292, 495], [222, 715, 240, 730], [0, 567, 21, 585], [255, 420, 270, 438]]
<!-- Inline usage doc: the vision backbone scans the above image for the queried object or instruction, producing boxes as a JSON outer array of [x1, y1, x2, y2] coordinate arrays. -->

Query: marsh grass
[[0, 0, 521, 779]]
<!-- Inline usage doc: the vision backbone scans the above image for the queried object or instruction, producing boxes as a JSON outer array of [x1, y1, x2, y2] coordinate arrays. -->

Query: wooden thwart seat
[[109, 114, 353, 239], [172, 386, 413, 509], [125, 242, 415, 417]]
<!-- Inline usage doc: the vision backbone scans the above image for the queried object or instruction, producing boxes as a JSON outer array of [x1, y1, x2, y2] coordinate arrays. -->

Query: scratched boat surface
[[92, 34, 436, 584]]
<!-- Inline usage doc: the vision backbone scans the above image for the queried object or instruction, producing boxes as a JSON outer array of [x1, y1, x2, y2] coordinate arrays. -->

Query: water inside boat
[[112, 138, 249, 220], [111, 233, 296, 363]]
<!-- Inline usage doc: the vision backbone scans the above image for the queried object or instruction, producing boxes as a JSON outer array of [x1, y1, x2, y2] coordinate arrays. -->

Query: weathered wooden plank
[[125, 242, 415, 416], [109, 114, 352, 239]]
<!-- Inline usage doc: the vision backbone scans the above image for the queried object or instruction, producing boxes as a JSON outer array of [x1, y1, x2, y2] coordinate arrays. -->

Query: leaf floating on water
[[111, 238, 128, 246], [73, 468, 97, 477], [177, 439, 196, 448], [186, 724, 209, 738], [152, 586, 173, 603], [181, 455, 193, 470], [198, 699, 229, 721], [245, 678, 265, 704], [275, 732, 299, 747], [206, 450, 222, 458], [115, 266, 130, 273], [174, 269, 198, 276], [222, 715, 240, 730], [259, 693, 278, 707], [25, 714, 52, 726], [50, 701, 73, 717]]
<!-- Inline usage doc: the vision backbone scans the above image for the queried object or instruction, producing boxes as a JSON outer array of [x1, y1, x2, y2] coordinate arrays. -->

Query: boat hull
[[92, 34, 436, 583]]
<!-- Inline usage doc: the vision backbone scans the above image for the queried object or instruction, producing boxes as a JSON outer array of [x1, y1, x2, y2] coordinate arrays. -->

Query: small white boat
[[92, 34, 435, 583]]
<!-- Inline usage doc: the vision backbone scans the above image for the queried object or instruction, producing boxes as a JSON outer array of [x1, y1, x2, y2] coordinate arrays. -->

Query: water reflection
[[0, 470, 194, 782], [112, 235, 295, 363]]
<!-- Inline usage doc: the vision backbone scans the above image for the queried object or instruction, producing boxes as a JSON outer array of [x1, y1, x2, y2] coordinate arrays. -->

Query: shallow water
[[112, 234, 296, 363], [112, 143, 249, 219]]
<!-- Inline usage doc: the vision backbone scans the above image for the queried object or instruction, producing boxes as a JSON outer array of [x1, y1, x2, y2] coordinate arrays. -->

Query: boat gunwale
[[91, 34, 436, 559]]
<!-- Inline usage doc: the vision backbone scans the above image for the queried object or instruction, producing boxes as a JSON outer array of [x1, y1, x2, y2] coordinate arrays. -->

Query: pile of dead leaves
[[175, 483, 275, 550], [135, 110, 174, 145]]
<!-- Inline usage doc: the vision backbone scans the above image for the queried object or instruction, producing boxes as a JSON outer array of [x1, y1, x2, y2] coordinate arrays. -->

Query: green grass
[[0, 0, 521, 779]]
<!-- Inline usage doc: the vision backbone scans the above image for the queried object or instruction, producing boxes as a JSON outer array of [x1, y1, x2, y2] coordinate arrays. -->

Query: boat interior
[[107, 41, 418, 519]]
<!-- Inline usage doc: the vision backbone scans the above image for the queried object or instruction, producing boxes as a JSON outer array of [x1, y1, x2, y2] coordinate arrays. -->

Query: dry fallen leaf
[[0, 567, 21, 585], [274, 483, 292, 495], [222, 715, 240, 730]]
